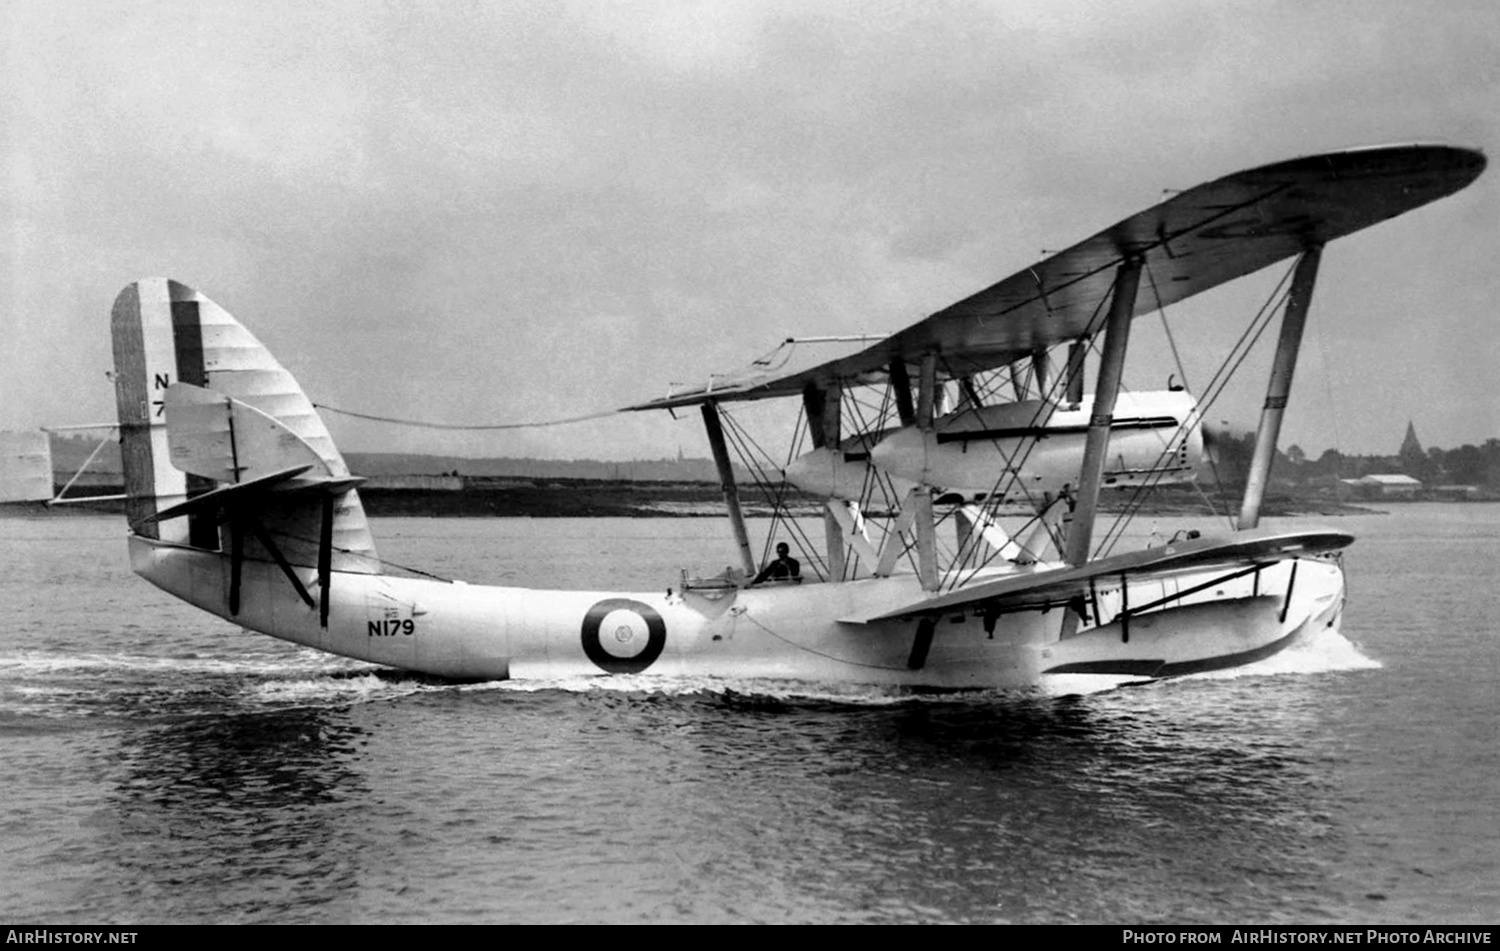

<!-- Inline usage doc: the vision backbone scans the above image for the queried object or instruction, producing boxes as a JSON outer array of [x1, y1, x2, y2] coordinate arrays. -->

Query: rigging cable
[[1092, 259, 1227, 555], [1148, 264, 1192, 394], [944, 288, 1116, 591], [1094, 260, 1300, 557], [314, 403, 620, 431], [844, 383, 923, 580], [1313, 308, 1347, 487], [718, 407, 827, 582]]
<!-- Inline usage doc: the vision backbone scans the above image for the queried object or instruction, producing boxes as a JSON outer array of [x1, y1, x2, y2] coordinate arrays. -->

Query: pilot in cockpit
[[753, 542, 802, 585]]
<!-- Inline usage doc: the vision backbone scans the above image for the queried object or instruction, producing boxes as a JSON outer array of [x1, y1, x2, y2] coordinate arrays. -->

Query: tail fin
[[110, 278, 379, 571]]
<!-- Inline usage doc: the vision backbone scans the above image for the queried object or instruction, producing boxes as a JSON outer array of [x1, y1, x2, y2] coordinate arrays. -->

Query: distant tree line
[[45, 431, 1500, 490], [1211, 431, 1500, 489]]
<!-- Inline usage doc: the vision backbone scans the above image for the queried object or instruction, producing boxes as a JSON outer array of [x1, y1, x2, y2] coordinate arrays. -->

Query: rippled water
[[1, 507, 1496, 923]]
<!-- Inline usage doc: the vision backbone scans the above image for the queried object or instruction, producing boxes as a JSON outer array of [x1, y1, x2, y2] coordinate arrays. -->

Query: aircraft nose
[[782, 447, 836, 496], [870, 426, 930, 485]]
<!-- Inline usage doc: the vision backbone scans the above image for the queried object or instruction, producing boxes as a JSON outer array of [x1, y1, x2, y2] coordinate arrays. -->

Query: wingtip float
[[98, 145, 1481, 690]]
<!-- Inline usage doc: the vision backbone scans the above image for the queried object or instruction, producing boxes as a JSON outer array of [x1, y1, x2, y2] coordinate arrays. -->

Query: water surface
[[1, 507, 1496, 923]]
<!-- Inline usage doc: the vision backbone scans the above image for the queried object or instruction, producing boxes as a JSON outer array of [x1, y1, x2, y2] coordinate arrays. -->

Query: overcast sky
[[4, 0, 1496, 462]]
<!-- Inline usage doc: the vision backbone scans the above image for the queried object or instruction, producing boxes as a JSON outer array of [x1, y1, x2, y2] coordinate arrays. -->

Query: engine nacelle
[[782, 442, 918, 502], [868, 390, 1203, 499]]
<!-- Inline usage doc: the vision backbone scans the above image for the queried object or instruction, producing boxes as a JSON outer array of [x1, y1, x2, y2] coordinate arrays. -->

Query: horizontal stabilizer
[[164, 383, 330, 484], [0, 431, 53, 503], [852, 527, 1352, 623], [147, 465, 315, 522], [146, 464, 367, 524]]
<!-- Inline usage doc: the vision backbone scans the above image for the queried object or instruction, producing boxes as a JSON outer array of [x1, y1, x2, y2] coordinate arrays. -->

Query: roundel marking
[[580, 598, 666, 674]]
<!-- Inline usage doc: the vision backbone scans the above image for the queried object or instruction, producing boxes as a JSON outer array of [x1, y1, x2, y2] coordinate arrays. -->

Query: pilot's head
[[776, 542, 790, 557]]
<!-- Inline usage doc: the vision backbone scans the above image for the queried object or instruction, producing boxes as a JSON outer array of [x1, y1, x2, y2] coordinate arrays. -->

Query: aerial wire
[[314, 403, 621, 430]]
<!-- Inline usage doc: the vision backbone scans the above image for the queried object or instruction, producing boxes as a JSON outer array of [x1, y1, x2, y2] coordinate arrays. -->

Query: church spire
[[1399, 420, 1425, 474]]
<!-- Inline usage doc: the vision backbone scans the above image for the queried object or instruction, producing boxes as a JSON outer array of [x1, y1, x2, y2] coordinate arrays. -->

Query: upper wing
[[627, 144, 1484, 411]]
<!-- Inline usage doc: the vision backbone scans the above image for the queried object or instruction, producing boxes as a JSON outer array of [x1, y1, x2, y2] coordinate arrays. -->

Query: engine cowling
[[782, 442, 918, 502], [868, 390, 1202, 499]]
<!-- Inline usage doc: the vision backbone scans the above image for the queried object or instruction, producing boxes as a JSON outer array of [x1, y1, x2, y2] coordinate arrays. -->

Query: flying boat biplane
[[53, 144, 1485, 689]]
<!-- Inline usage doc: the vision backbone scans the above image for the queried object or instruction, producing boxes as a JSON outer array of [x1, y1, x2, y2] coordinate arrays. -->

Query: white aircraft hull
[[95, 146, 1489, 698], [130, 535, 1343, 690]]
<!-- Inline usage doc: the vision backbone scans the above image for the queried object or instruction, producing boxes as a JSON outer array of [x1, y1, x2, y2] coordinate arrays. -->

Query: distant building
[[1343, 474, 1422, 498], [363, 475, 464, 492]]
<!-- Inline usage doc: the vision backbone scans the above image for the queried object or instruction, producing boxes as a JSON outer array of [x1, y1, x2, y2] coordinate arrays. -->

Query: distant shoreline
[[1, 480, 1402, 519]]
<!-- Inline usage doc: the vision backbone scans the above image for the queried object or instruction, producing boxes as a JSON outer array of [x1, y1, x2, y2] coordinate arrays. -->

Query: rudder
[[110, 278, 380, 571]]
